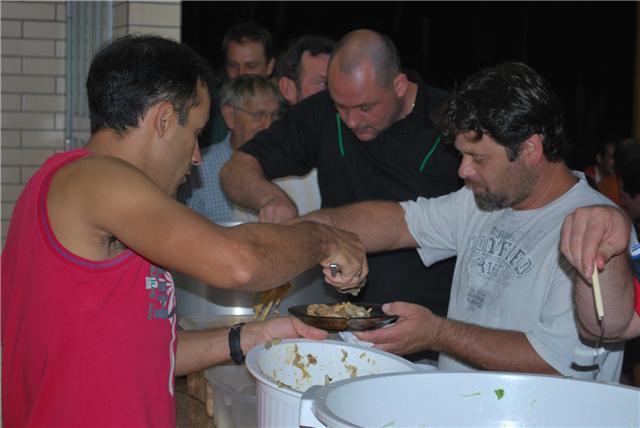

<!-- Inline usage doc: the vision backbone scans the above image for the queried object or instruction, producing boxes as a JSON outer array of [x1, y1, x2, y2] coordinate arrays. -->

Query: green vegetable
[[460, 392, 481, 397], [494, 388, 505, 399]]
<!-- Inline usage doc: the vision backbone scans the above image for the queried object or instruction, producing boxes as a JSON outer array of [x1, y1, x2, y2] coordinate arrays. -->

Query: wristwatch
[[228, 322, 246, 365]]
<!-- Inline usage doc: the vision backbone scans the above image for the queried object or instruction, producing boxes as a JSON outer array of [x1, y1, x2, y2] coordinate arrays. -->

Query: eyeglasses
[[231, 105, 280, 122]]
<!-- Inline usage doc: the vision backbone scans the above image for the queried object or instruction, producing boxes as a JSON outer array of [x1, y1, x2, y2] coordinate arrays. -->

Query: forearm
[[220, 151, 292, 211], [175, 329, 230, 376], [295, 201, 416, 252], [574, 253, 635, 340], [175, 323, 266, 376], [175, 219, 357, 291], [432, 317, 559, 374]]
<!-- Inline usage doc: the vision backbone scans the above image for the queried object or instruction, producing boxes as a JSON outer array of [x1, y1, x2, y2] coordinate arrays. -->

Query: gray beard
[[473, 167, 537, 212], [474, 192, 511, 211]]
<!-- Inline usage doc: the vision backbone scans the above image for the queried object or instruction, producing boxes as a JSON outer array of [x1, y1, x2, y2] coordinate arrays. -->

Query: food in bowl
[[306, 302, 372, 318], [245, 339, 418, 428]]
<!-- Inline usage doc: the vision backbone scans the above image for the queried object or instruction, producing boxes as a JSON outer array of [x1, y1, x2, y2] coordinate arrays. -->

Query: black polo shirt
[[239, 70, 461, 316]]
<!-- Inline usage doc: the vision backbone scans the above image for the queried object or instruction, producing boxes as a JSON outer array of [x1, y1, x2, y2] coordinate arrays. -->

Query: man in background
[[202, 22, 276, 148], [584, 138, 621, 205], [276, 34, 334, 105], [273, 34, 335, 215], [179, 75, 281, 223], [618, 146, 640, 233]]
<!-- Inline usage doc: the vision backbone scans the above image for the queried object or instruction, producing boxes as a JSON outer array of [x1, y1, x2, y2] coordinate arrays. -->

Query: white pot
[[245, 339, 419, 428], [300, 371, 640, 427]]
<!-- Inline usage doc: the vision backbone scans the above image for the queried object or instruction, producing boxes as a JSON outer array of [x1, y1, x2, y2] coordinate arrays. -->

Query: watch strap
[[229, 322, 245, 365]]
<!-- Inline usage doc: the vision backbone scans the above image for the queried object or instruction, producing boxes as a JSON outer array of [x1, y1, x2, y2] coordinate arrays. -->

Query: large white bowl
[[245, 339, 419, 427], [300, 371, 640, 427]]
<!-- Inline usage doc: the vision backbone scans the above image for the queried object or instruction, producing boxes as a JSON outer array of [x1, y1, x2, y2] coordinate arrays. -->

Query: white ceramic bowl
[[300, 371, 640, 427], [245, 339, 418, 427]]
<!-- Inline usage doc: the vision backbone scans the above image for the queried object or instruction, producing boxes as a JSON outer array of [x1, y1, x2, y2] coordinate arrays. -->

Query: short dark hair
[[222, 22, 274, 60], [275, 35, 334, 82], [87, 34, 214, 135], [433, 62, 566, 162]]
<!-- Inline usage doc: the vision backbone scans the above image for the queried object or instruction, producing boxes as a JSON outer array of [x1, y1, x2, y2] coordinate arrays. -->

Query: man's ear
[[278, 77, 298, 104], [152, 101, 174, 137], [393, 72, 408, 98], [521, 134, 544, 165], [221, 104, 235, 130]]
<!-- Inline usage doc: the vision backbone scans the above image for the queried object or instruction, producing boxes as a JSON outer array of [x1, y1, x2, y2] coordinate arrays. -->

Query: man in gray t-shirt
[[296, 62, 632, 381]]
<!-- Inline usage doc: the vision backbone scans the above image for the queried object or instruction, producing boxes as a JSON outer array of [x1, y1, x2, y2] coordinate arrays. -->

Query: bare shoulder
[[59, 154, 157, 191], [47, 154, 170, 260]]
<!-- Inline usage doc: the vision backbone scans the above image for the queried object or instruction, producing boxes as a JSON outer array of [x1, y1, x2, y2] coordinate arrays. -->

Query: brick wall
[[1, 1, 66, 247], [113, 1, 181, 40], [1, 1, 181, 248]]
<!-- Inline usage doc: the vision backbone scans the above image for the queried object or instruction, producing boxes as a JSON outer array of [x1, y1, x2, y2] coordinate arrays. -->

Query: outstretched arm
[[175, 317, 328, 376], [356, 302, 558, 374], [293, 201, 418, 253], [220, 151, 298, 223], [49, 155, 367, 293]]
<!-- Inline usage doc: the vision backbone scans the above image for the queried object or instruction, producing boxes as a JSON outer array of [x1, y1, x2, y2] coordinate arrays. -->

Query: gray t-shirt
[[401, 172, 625, 381]]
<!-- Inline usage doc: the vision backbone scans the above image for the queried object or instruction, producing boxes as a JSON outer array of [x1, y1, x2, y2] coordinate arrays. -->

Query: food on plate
[[307, 302, 372, 318]]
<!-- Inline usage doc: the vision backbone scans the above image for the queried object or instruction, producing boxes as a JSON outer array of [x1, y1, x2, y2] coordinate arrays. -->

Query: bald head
[[329, 29, 402, 88]]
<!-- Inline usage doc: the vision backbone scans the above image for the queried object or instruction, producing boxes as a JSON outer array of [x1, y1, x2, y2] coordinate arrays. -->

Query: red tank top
[[2, 149, 177, 427]]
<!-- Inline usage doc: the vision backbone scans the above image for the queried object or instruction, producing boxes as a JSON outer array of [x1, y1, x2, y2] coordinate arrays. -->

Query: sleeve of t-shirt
[[525, 241, 629, 381], [237, 92, 328, 180], [400, 189, 468, 266], [523, 254, 603, 379]]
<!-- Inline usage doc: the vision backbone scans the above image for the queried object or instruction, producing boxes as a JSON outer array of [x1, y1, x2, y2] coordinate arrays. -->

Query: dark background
[[182, 1, 637, 170]]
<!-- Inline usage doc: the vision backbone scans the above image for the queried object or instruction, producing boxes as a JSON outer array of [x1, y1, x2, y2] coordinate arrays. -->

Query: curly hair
[[432, 62, 567, 162]]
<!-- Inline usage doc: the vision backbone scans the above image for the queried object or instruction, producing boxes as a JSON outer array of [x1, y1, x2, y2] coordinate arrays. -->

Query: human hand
[[354, 302, 440, 355], [242, 316, 328, 354], [320, 226, 368, 293], [561, 205, 631, 279], [258, 195, 298, 223]]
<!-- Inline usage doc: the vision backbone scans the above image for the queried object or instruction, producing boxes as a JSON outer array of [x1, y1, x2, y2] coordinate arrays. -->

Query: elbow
[[209, 260, 255, 290], [208, 243, 263, 290]]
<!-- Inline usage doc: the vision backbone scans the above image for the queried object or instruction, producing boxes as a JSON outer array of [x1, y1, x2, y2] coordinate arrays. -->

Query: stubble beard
[[473, 164, 537, 211]]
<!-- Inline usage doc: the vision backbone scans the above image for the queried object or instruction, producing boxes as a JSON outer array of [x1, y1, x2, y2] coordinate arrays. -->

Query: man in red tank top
[[2, 35, 368, 427]]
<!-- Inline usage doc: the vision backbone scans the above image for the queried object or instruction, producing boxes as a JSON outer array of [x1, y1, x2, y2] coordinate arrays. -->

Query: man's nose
[[192, 144, 202, 166], [458, 155, 474, 179], [344, 109, 359, 129]]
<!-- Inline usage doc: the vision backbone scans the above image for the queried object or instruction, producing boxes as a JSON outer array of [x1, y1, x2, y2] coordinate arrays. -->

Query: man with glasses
[[201, 22, 276, 149], [179, 75, 281, 223]]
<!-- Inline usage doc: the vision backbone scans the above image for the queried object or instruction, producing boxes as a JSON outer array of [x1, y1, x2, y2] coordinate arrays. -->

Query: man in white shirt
[[295, 62, 629, 381]]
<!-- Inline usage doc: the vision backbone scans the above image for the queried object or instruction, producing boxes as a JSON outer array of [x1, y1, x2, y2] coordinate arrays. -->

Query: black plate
[[288, 303, 397, 331]]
